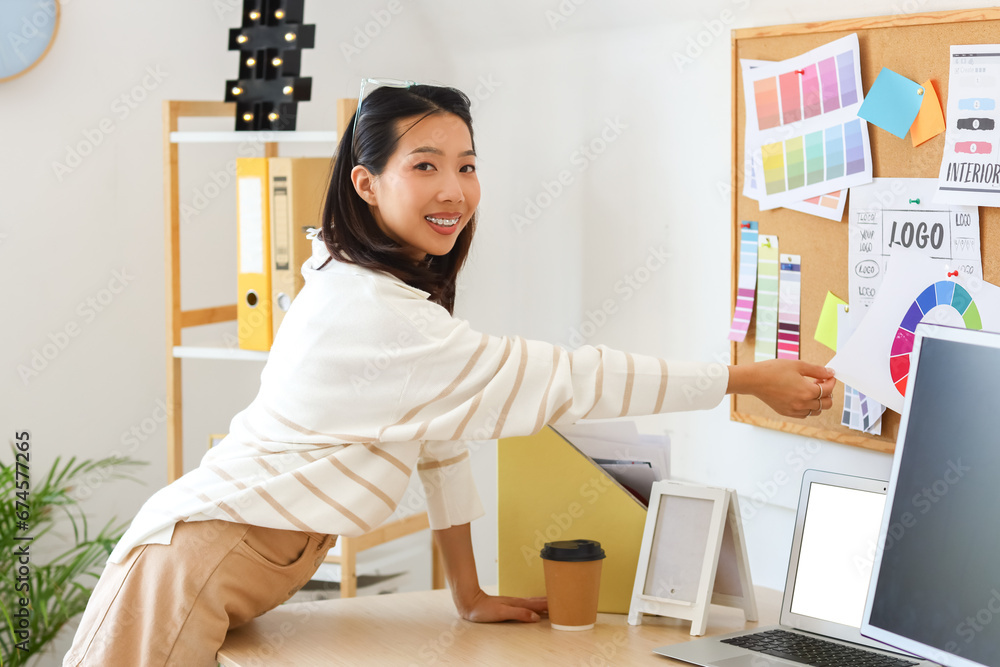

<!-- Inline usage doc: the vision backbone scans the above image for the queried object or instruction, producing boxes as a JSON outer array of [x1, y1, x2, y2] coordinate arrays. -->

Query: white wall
[[3, 1, 991, 664]]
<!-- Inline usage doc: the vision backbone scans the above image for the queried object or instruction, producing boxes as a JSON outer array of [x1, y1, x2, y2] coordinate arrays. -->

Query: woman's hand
[[457, 590, 547, 623], [727, 359, 836, 418], [432, 523, 548, 624]]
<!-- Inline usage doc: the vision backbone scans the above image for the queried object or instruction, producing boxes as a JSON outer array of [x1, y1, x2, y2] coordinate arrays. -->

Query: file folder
[[268, 157, 331, 337], [236, 158, 272, 351], [498, 426, 649, 613]]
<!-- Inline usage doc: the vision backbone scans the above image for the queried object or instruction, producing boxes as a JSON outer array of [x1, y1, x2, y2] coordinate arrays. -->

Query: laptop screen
[[789, 482, 887, 628], [863, 328, 1000, 667]]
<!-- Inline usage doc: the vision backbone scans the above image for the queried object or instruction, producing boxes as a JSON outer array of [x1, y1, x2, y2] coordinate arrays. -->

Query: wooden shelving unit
[[162, 99, 444, 597]]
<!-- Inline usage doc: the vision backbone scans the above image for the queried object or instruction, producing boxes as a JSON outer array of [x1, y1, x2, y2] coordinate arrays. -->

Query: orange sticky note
[[910, 79, 945, 147]]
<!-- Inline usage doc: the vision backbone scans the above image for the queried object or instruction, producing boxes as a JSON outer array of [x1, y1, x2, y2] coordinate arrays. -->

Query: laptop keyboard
[[721, 629, 919, 667]]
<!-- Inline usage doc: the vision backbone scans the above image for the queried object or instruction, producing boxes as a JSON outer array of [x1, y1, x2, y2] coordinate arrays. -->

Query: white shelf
[[170, 131, 338, 144], [173, 345, 269, 361]]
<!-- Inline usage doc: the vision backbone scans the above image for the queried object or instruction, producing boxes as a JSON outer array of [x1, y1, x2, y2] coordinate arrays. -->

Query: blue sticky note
[[858, 68, 925, 139]]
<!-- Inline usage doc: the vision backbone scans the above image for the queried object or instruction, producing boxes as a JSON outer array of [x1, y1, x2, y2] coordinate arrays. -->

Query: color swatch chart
[[802, 190, 843, 210], [754, 235, 780, 362], [753, 50, 859, 131], [836, 303, 884, 435], [742, 33, 873, 210], [777, 254, 802, 360], [889, 280, 981, 395], [762, 119, 867, 196], [842, 386, 881, 433], [728, 221, 759, 342]]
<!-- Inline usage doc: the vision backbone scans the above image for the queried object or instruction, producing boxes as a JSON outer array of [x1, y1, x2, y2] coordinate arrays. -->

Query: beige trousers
[[63, 519, 336, 667]]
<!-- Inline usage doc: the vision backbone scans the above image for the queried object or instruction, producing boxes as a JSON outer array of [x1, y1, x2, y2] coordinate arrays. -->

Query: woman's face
[[358, 112, 480, 261]]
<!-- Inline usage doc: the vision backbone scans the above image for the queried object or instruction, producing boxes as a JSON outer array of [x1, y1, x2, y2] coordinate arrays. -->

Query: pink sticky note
[[911, 80, 946, 147]]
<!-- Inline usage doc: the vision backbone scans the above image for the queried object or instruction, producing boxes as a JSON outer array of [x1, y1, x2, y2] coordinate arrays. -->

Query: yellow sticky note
[[815, 292, 848, 351], [910, 80, 946, 147]]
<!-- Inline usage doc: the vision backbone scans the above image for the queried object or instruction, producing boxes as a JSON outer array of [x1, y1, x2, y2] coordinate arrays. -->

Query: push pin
[[741, 222, 751, 229], [917, 87, 925, 96], [948, 270, 959, 277], [909, 198, 920, 204]]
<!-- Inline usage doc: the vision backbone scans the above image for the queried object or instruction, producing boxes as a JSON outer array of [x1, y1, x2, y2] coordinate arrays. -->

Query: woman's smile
[[425, 212, 463, 234]]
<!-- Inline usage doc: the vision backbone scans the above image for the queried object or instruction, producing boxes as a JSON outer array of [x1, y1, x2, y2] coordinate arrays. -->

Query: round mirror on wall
[[0, 0, 60, 83]]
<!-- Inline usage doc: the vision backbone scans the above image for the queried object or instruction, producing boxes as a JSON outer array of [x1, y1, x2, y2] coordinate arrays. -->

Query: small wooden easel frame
[[627, 481, 757, 635]]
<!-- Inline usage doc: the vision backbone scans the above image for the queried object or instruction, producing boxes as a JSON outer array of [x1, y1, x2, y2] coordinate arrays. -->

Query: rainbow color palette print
[[741, 58, 848, 222], [742, 34, 873, 210]]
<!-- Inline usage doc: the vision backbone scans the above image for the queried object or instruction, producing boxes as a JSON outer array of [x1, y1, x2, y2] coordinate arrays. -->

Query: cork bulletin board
[[730, 8, 1000, 453]]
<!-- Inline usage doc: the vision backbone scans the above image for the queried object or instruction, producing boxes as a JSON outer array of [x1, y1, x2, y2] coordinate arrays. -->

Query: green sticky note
[[815, 292, 848, 351]]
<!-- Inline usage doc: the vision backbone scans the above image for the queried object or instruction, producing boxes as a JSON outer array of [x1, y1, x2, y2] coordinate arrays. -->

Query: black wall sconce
[[225, 0, 315, 131]]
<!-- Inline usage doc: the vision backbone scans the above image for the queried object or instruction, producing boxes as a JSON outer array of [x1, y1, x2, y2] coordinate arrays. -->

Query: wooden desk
[[218, 586, 781, 666]]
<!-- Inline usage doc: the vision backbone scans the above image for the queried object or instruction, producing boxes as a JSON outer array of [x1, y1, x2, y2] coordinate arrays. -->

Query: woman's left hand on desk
[[460, 590, 548, 623]]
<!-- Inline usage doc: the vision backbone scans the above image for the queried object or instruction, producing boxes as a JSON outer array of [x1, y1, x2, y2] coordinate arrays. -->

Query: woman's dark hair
[[320, 84, 477, 314]]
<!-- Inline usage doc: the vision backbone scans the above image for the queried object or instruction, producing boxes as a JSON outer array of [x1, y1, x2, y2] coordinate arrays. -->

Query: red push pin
[[947, 270, 959, 277], [795, 69, 805, 75], [740, 222, 751, 229]]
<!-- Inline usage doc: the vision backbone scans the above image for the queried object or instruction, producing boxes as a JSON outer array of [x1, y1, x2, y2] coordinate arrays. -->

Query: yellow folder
[[236, 158, 272, 351], [268, 157, 331, 338], [497, 426, 648, 614]]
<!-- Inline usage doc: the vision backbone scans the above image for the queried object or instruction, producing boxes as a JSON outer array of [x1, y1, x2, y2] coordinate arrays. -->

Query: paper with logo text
[[847, 178, 980, 319]]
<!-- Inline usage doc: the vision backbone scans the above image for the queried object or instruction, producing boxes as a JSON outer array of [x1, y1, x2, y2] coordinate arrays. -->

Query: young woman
[[64, 82, 835, 666]]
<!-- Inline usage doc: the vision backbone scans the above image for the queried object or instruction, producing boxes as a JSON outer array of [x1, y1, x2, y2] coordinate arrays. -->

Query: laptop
[[655, 469, 939, 667]]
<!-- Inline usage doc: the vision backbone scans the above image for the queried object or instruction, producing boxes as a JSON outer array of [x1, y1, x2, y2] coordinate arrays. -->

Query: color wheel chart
[[889, 280, 982, 394]]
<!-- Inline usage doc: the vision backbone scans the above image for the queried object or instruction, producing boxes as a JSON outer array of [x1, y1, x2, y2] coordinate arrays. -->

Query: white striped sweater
[[109, 237, 729, 564]]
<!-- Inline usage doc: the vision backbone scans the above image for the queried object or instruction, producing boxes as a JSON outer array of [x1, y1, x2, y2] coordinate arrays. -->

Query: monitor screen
[[864, 329, 1000, 666]]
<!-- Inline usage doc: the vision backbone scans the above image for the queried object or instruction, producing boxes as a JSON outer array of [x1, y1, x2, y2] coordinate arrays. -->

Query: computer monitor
[[862, 323, 1000, 667]]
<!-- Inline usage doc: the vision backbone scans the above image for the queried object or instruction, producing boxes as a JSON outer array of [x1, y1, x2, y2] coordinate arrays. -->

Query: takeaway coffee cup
[[540, 539, 606, 631]]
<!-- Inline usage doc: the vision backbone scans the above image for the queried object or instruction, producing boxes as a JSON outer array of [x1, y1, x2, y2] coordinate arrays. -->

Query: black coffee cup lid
[[540, 539, 606, 562]]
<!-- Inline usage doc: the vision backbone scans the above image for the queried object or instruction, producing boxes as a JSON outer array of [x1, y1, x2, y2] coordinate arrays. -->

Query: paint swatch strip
[[728, 221, 760, 342], [842, 385, 884, 434], [803, 191, 842, 209], [753, 50, 859, 131], [754, 235, 780, 362], [840, 384, 861, 430], [763, 119, 866, 195], [777, 254, 802, 359]]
